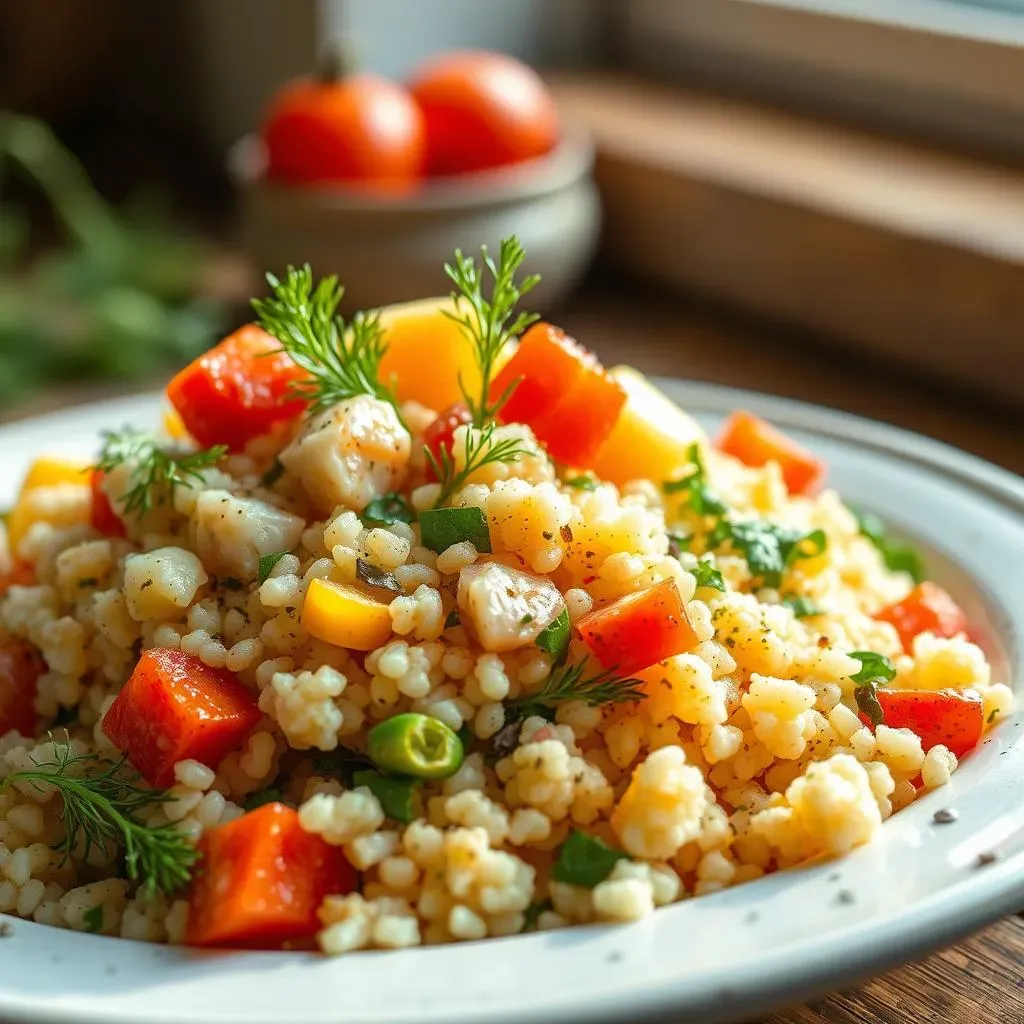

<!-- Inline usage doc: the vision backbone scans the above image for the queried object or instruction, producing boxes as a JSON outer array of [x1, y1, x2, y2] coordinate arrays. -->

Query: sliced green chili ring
[[352, 769, 420, 823], [419, 506, 491, 554], [366, 712, 464, 780], [535, 606, 571, 665], [551, 829, 628, 888]]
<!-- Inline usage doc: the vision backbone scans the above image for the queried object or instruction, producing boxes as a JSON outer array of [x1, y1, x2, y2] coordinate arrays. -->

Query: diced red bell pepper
[[875, 582, 967, 653], [89, 469, 126, 538], [166, 324, 308, 452], [186, 802, 356, 948], [577, 578, 698, 675], [0, 562, 35, 597], [860, 687, 984, 759], [489, 323, 627, 467], [102, 649, 261, 787], [422, 401, 473, 481], [0, 638, 45, 736], [716, 410, 826, 496]]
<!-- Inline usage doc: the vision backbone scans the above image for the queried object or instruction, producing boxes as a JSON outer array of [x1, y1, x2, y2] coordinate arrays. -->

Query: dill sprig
[[252, 264, 400, 417], [95, 428, 226, 517], [2, 740, 196, 895], [427, 420, 528, 506], [512, 659, 647, 717], [443, 236, 540, 427]]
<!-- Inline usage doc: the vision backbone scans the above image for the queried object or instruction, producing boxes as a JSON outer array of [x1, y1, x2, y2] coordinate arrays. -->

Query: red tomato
[[716, 410, 826, 496], [577, 579, 699, 676], [102, 649, 262, 788], [489, 323, 627, 467], [262, 49, 424, 189], [409, 50, 560, 175], [187, 802, 356, 948], [861, 688, 984, 759], [875, 582, 968, 652], [0, 562, 35, 597], [166, 324, 308, 452], [422, 402, 473, 480], [0, 639, 45, 736], [89, 469, 126, 538]]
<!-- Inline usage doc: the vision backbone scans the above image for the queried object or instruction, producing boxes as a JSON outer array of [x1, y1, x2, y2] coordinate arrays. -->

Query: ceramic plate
[[1, 382, 1022, 1024]]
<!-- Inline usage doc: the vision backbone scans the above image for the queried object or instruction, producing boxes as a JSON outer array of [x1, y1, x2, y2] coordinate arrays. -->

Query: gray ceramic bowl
[[229, 127, 600, 313]]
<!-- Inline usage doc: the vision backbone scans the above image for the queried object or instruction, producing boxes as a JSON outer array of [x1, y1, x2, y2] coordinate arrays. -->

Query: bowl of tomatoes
[[231, 46, 600, 311]]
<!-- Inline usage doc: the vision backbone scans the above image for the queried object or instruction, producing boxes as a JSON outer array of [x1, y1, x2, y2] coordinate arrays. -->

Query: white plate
[[1, 382, 1022, 1024]]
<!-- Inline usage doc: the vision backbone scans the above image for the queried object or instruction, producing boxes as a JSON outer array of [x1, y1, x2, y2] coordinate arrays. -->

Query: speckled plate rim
[[0, 380, 1021, 1024]]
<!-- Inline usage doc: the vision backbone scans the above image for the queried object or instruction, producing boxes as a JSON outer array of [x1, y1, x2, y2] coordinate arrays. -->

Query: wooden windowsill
[[550, 74, 1024, 409]]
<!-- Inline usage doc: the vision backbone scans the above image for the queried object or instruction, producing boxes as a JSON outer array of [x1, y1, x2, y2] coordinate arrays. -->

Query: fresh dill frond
[[512, 660, 647, 717], [443, 236, 540, 426], [95, 428, 226, 517], [1, 739, 196, 895], [252, 264, 400, 417], [426, 420, 528, 506]]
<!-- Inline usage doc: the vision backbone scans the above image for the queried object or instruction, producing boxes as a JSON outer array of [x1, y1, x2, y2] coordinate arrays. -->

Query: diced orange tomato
[[860, 688, 984, 759], [489, 323, 628, 467], [716, 410, 826, 496], [422, 401, 473, 480], [875, 582, 968, 653], [590, 367, 705, 487], [577, 579, 698, 675], [166, 324, 308, 452], [102, 649, 262, 787], [0, 639, 45, 736], [186, 802, 356, 948], [89, 469, 126, 538]]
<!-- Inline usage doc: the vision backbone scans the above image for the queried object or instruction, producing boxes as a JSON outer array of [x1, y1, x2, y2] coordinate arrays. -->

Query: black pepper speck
[[933, 808, 959, 825]]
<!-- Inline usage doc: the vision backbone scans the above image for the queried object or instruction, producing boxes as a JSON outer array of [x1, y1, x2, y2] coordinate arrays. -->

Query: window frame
[[615, 0, 1024, 159]]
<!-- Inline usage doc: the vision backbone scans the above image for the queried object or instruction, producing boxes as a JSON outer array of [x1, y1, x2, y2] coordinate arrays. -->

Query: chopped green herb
[[854, 509, 925, 583], [564, 475, 597, 492], [667, 531, 692, 559], [551, 829, 629, 888], [782, 595, 823, 619], [260, 458, 285, 487], [523, 899, 553, 931], [362, 493, 415, 527], [988, 707, 999, 724], [718, 520, 828, 588], [82, 904, 104, 933], [444, 609, 461, 629], [535, 607, 571, 665], [457, 723, 475, 752], [257, 551, 289, 585], [243, 787, 284, 812], [426, 421, 529, 507], [419, 506, 491, 554], [691, 557, 726, 592], [311, 746, 373, 786], [849, 651, 897, 685], [520, 614, 534, 626], [662, 443, 727, 517], [855, 683, 885, 728], [352, 769, 420, 823], [355, 558, 403, 594], [511, 659, 645, 718]]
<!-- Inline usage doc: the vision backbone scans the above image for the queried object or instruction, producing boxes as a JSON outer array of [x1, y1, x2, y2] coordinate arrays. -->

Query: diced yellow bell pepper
[[377, 296, 511, 413], [302, 578, 393, 651], [6, 458, 90, 554], [162, 407, 189, 441], [590, 367, 706, 487]]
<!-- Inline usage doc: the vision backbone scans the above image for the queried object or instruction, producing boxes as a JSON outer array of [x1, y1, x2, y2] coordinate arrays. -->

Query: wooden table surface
[[2, 280, 1022, 1023]]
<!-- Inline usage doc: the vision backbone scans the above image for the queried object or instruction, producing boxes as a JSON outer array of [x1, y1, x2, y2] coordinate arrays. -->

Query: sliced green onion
[[352, 769, 420, 823], [362, 493, 415, 527], [257, 551, 289, 585], [551, 829, 628, 888], [535, 606, 571, 664], [419, 506, 491, 554], [366, 712, 464, 780]]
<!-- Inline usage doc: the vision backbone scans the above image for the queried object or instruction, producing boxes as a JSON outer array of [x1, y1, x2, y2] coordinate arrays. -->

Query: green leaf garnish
[[717, 520, 828, 588], [419, 506, 492, 554], [257, 551, 289, 585], [782, 595, 823, 618], [551, 829, 628, 888], [511, 659, 645, 718], [83, 904, 104, 933], [535, 607, 571, 665], [251, 264, 401, 418], [691, 556, 726, 592], [563, 475, 597, 492], [855, 683, 885, 728], [352, 768, 420, 823], [95, 428, 226, 518], [426, 420, 530, 507], [663, 443, 727, 517], [443, 236, 540, 427], [362, 493, 415, 527], [854, 509, 925, 583], [849, 650, 897, 685]]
